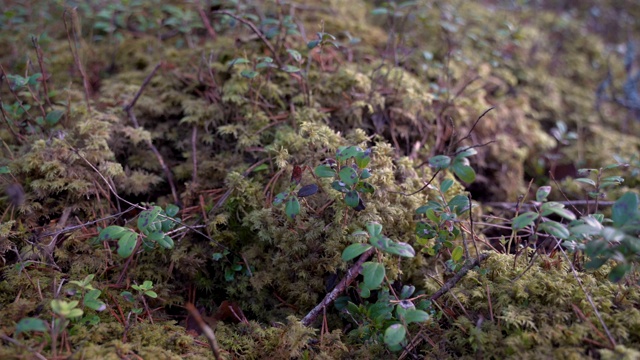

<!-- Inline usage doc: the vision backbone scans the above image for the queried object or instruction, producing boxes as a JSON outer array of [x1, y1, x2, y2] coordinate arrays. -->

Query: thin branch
[[31, 36, 52, 108], [0, 91, 25, 143], [123, 63, 181, 206], [429, 253, 489, 303], [302, 248, 375, 326], [453, 107, 494, 149], [197, 1, 217, 40], [185, 303, 222, 360], [483, 200, 616, 211], [212, 10, 282, 67], [192, 125, 198, 184], [468, 194, 480, 264], [211, 159, 268, 211], [63, 8, 91, 113], [0, 333, 48, 360], [71, 146, 230, 252], [391, 168, 441, 197], [558, 245, 616, 348]]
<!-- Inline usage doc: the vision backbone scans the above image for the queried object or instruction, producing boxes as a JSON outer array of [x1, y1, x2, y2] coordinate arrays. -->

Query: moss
[[1, 0, 639, 359]]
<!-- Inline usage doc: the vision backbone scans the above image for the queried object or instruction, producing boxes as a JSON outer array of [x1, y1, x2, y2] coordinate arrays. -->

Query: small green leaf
[[403, 309, 430, 324], [281, 65, 301, 73], [240, 69, 259, 79], [355, 181, 375, 194], [0, 166, 10, 174], [440, 179, 454, 193], [369, 302, 393, 321], [227, 58, 249, 66], [117, 232, 137, 258], [15, 318, 47, 335], [454, 147, 478, 158], [355, 151, 371, 169], [84, 289, 106, 311], [451, 246, 463, 262], [612, 192, 639, 227], [156, 234, 174, 249], [538, 221, 570, 239], [575, 178, 596, 187], [370, 235, 391, 250], [512, 212, 538, 230], [608, 262, 631, 283], [385, 241, 416, 258], [120, 291, 135, 302], [137, 206, 162, 233], [541, 202, 576, 220], [360, 168, 372, 179], [144, 290, 158, 298], [165, 204, 179, 217], [98, 226, 129, 242], [416, 222, 436, 239], [336, 146, 362, 161], [342, 243, 372, 261], [359, 283, 371, 298], [536, 186, 551, 202], [314, 164, 336, 178], [307, 39, 320, 49], [400, 285, 415, 299], [384, 324, 406, 346], [45, 110, 64, 125], [366, 222, 383, 237], [273, 192, 289, 206], [339, 167, 359, 186], [362, 261, 385, 289], [331, 180, 349, 193], [285, 196, 300, 219], [452, 162, 476, 183], [27, 73, 42, 85], [429, 155, 451, 170], [286, 49, 302, 62], [256, 61, 277, 70], [372, 7, 389, 15], [345, 190, 360, 207]]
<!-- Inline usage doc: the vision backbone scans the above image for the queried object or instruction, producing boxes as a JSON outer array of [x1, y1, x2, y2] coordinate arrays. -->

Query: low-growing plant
[[94, 204, 180, 258], [314, 146, 375, 211], [339, 221, 422, 350], [272, 165, 318, 220], [121, 280, 158, 316]]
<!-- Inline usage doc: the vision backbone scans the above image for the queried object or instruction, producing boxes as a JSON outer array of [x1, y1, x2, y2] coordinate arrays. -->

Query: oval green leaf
[[339, 167, 359, 186], [404, 309, 430, 324], [285, 196, 300, 219], [512, 212, 538, 230], [342, 243, 373, 261], [452, 162, 476, 183], [15, 318, 48, 334], [384, 324, 406, 346], [538, 221, 570, 239], [362, 261, 385, 289], [429, 155, 451, 170], [117, 232, 138, 258], [314, 164, 336, 178], [345, 190, 360, 207], [98, 226, 128, 242]]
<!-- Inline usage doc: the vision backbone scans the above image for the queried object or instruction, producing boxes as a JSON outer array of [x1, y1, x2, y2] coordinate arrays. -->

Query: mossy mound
[[0, 0, 639, 359]]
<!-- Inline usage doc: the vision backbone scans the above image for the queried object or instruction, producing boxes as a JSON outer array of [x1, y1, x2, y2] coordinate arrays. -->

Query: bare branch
[[302, 248, 375, 326], [123, 63, 181, 206], [212, 10, 282, 67]]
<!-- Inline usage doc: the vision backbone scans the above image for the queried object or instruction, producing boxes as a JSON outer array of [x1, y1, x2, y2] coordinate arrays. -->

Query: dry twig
[[123, 62, 181, 206], [185, 303, 222, 360], [302, 248, 375, 326]]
